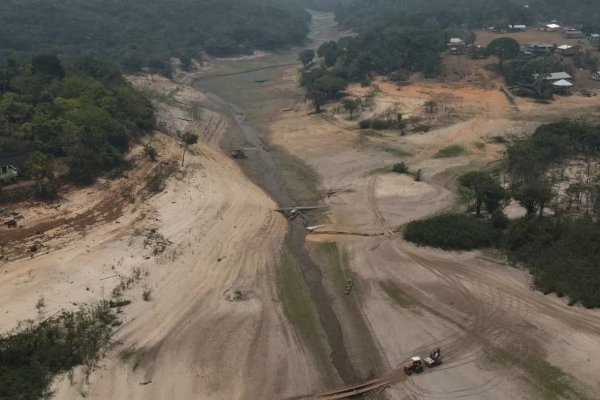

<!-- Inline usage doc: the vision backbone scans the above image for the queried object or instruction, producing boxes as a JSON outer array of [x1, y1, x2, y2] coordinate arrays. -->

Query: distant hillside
[[334, 0, 599, 32], [0, 0, 311, 72], [529, 0, 600, 31]]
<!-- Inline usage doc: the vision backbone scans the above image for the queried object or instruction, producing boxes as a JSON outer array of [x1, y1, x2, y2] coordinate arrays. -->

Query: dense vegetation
[[404, 120, 600, 307], [405, 213, 501, 250], [299, 27, 445, 111], [0, 56, 154, 189], [0, 302, 117, 399], [335, 0, 534, 32], [529, 0, 600, 31], [507, 120, 600, 185], [506, 218, 600, 306], [500, 56, 575, 99], [330, 28, 445, 79], [0, 0, 311, 73], [334, 0, 599, 32]]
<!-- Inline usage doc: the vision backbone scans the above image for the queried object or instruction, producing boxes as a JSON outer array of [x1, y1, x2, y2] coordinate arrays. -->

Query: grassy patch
[[314, 242, 354, 301], [434, 145, 468, 158], [360, 129, 385, 138], [379, 145, 411, 157], [486, 348, 588, 400], [277, 247, 332, 378], [311, 242, 385, 369], [0, 302, 117, 399], [273, 150, 321, 204]]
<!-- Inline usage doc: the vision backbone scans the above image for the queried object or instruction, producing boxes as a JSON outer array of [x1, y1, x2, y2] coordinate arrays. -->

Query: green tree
[[31, 55, 65, 79], [301, 69, 348, 113], [298, 49, 315, 69], [459, 171, 507, 216], [317, 41, 340, 67], [392, 162, 409, 174], [24, 151, 57, 198], [306, 87, 327, 113], [0, 92, 31, 135], [513, 181, 554, 216], [181, 132, 198, 166], [341, 98, 359, 118], [487, 37, 521, 70]]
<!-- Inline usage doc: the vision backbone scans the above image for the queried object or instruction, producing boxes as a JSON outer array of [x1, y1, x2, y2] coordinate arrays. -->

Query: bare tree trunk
[[181, 145, 188, 166]]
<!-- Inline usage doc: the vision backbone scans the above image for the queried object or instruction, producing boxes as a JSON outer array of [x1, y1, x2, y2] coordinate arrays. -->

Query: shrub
[[491, 210, 510, 230], [392, 162, 409, 174], [359, 119, 372, 129], [434, 145, 467, 158], [404, 213, 500, 250], [109, 299, 132, 308], [143, 289, 153, 301], [414, 169, 422, 182], [411, 124, 431, 133], [371, 118, 392, 130], [0, 302, 117, 399], [144, 145, 158, 161]]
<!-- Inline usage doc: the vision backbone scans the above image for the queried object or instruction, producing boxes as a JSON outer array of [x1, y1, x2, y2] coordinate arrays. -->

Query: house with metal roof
[[525, 42, 554, 57], [0, 149, 34, 184], [509, 25, 527, 32], [544, 23, 561, 32], [564, 30, 585, 39], [447, 38, 466, 54], [540, 72, 573, 81], [557, 44, 578, 56], [552, 79, 573, 94]]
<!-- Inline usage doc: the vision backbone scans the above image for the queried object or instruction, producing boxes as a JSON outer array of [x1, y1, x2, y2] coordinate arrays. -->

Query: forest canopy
[[335, 0, 534, 32], [0, 56, 154, 185], [0, 0, 311, 72], [334, 0, 600, 32]]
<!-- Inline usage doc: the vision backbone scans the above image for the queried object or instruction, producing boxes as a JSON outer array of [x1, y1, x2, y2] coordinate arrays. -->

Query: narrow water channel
[[198, 89, 358, 385]]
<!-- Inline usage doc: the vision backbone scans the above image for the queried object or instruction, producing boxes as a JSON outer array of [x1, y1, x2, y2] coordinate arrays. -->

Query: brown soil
[[0, 137, 176, 261]]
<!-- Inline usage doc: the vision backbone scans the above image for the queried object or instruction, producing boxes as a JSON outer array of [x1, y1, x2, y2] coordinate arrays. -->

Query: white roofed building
[[552, 79, 573, 93], [509, 24, 527, 31], [557, 45, 577, 56], [539, 72, 572, 81], [544, 23, 561, 31], [447, 38, 466, 54]]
